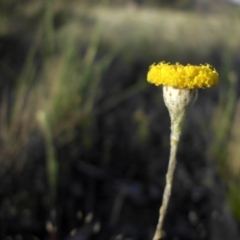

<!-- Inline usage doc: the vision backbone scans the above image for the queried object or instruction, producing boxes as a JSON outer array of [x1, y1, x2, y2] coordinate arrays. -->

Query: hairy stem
[[153, 116, 182, 240]]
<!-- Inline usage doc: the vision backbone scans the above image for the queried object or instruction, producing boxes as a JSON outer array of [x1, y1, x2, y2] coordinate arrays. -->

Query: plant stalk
[[153, 115, 183, 240]]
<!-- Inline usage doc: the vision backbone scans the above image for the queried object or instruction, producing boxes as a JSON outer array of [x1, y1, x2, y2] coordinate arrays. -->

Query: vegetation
[[0, 0, 240, 239]]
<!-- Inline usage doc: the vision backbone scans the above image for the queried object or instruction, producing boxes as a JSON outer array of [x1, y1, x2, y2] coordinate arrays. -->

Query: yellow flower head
[[147, 62, 218, 89]]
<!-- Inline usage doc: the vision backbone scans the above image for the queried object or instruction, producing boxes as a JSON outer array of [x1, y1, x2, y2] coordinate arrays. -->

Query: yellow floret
[[147, 62, 218, 89]]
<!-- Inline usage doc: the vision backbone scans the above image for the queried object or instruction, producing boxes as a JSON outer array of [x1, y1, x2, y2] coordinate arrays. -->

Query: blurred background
[[0, 0, 240, 239]]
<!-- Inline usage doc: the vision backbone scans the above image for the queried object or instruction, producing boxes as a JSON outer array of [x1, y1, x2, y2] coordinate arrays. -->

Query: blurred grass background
[[0, 0, 240, 239]]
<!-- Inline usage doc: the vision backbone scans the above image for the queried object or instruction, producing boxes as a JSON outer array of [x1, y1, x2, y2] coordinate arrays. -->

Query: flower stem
[[153, 115, 183, 240]]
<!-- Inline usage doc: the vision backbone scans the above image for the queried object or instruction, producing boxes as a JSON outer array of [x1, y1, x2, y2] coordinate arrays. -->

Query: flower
[[147, 62, 218, 89]]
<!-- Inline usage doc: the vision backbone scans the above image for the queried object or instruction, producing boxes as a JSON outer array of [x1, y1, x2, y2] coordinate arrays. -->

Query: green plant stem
[[153, 115, 183, 240], [37, 111, 58, 201], [44, 0, 55, 54]]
